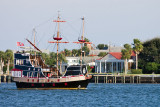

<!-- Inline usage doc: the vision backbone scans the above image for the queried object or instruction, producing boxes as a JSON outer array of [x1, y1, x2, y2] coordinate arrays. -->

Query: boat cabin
[[14, 52, 57, 78], [64, 65, 87, 76]]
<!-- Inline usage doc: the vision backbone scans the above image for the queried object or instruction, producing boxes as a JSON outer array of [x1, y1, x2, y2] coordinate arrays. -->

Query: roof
[[131, 51, 136, 56], [96, 51, 136, 61], [109, 51, 136, 60], [109, 52, 122, 60]]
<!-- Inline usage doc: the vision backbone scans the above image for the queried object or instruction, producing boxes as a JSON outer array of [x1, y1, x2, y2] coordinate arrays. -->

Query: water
[[1, 83, 160, 107]]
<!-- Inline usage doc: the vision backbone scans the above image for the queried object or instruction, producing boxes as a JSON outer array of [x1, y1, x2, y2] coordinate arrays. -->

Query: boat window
[[67, 66, 81, 71], [16, 59, 24, 65], [64, 71, 80, 76]]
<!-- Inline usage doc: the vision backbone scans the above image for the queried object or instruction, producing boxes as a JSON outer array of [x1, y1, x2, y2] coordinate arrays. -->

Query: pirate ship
[[11, 14, 93, 89]]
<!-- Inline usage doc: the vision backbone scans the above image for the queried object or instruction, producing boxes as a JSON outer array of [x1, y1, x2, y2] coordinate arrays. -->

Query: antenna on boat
[[48, 12, 69, 77]]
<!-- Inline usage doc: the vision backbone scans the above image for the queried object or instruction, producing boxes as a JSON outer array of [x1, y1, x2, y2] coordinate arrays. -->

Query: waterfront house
[[95, 52, 136, 73]]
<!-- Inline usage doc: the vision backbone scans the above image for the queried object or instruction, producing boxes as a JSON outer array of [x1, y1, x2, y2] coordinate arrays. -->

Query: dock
[[90, 74, 160, 84], [0, 74, 13, 83]]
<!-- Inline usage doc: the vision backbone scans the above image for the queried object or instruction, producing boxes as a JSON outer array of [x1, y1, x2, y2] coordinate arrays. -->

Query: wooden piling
[[152, 76, 154, 83], [8, 76, 11, 83], [113, 76, 114, 83], [0, 75, 1, 84], [4, 75, 6, 82], [106, 76, 107, 83], [133, 76, 134, 83], [124, 76, 125, 83], [115, 76, 116, 84], [139, 76, 141, 83]]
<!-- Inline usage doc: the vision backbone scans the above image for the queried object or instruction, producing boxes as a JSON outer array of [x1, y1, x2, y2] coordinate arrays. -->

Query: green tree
[[98, 52, 107, 57], [64, 49, 72, 56], [139, 37, 160, 73], [97, 44, 108, 50], [77, 49, 81, 56], [58, 54, 66, 73], [0, 51, 5, 74], [145, 62, 158, 74], [41, 52, 56, 66], [133, 39, 143, 69], [82, 46, 90, 56], [49, 52, 56, 66], [121, 44, 132, 74], [72, 49, 78, 56], [84, 37, 90, 46], [5, 50, 13, 74]]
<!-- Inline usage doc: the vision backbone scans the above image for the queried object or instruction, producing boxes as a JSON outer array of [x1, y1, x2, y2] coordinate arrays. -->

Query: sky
[[0, 0, 160, 52]]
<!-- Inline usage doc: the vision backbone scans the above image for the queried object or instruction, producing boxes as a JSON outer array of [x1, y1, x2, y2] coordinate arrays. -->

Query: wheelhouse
[[64, 65, 87, 76]]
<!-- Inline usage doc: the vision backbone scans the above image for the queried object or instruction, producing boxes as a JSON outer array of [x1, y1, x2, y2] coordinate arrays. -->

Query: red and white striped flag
[[17, 42, 24, 46]]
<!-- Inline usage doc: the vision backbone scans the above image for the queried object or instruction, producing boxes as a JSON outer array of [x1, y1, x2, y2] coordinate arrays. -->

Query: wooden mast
[[73, 17, 92, 66], [33, 28, 37, 66], [80, 17, 85, 66], [48, 12, 68, 77], [56, 14, 60, 73]]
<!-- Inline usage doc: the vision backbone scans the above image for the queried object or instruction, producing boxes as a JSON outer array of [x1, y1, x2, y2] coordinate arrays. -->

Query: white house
[[95, 52, 136, 73], [61, 57, 80, 73]]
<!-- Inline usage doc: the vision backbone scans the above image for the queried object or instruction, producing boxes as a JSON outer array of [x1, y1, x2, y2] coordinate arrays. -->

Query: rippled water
[[1, 83, 160, 107]]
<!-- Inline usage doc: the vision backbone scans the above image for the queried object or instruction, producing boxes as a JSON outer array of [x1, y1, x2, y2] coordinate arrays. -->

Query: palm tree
[[5, 50, 13, 75], [0, 51, 5, 74], [133, 39, 143, 69], [121, 44, 132, 74]]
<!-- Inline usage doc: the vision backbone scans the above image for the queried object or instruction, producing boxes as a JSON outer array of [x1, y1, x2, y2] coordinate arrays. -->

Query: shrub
[[131, 69, 142, 74]]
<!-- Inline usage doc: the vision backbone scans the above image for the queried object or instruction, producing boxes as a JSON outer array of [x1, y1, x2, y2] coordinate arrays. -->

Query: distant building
[[89, 46, 123, 56], [95, 52, 136, 73]]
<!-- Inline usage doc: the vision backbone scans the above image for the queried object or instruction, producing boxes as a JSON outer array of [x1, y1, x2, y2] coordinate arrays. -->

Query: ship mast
[[48, 13, 68, 77], [33, 28, 37, 66], [80, 17, 85, 65], [73, 17, 92, 66], [56, 14, 60, 72]]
